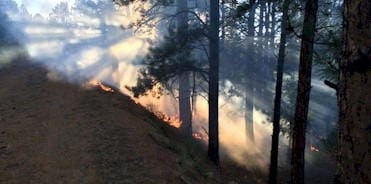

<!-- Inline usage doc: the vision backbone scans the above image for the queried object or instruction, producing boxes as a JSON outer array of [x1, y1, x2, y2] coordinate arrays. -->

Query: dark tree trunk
[[269, 0, 289, 183], [337, 0, 370, 183], [179, 72, 192, 135], [290, 0, 318, 183], [176, 0, 193, 136], [208, 0, 220, 165]]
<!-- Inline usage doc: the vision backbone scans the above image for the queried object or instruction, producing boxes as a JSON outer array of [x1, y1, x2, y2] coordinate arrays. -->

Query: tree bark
[[176, 0, 193, 136], [337, 0, 371, 183], [208, 0, 220, 165], [179, 72, 192, 135], [290, 0, 318, 183], [269, 0, 289, 183]]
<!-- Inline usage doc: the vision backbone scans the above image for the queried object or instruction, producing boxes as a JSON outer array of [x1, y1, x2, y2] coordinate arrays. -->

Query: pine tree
[[208, 0, 220, 165], [176, 0, 193, 136], [337, 0, 370, 183], [290, 0, 318, 183], [269, 0, 290, 183]]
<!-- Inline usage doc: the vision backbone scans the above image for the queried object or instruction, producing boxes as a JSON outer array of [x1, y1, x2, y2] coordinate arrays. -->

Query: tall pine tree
[[208, 0, 220, 165], [291, 0, 318, 183], [269, 0, 290, 183], [337, 0, 370, 183]]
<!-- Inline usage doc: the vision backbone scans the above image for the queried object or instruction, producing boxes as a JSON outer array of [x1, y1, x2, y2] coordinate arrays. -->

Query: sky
[[14, 0, 75, 16]]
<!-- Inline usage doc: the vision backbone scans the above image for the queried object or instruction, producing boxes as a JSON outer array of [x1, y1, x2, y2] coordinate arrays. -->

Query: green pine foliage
[[130, 27, 207, 98]]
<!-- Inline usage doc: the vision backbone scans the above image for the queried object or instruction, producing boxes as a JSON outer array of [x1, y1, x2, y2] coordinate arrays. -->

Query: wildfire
[[192, 132, 208, 142], [310, 145, 320, 152], [152, 111, 182, 128], [87, 80, 114, 93], [164, 116, 182, 128], [145, 108, 208, 142]]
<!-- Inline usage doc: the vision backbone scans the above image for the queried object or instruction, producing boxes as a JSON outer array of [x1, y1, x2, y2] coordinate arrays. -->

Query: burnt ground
[[0, 59, 266, 184]]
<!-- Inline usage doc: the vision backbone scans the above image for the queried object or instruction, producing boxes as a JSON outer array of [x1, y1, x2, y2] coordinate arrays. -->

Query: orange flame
[[164, 116, 182, 128], [152, 111, 182, 128], [87, 80, 114, 93]]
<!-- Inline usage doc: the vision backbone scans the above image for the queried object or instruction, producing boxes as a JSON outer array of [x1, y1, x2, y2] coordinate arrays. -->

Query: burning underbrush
[[151, 111, 182, 128], [83, 79, 115, 93], [145, 109, 209, 142], [80, 77, 327, 181], [84, 79, 209, 143], [148, 109, 209, 143]]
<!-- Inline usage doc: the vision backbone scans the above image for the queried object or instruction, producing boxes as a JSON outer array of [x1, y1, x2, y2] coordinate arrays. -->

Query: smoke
[[1, 0, 272, 170], [5, 1, 150, 83], [1, 0, 338, 175]]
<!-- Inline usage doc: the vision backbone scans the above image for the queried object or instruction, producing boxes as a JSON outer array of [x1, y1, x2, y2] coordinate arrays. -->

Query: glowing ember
[[310, 145, 320, 152], [87, 80, 114, 93]]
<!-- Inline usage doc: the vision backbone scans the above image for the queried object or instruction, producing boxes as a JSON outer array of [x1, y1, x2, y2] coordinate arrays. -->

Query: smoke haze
[[1, 0, 338, 173]]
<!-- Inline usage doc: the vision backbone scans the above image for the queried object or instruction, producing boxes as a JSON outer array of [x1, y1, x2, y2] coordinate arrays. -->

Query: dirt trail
[[0, 61, 217, 184]]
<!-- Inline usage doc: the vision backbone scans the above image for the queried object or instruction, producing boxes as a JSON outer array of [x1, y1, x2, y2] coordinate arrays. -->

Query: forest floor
[[0, 58, 266, 184]]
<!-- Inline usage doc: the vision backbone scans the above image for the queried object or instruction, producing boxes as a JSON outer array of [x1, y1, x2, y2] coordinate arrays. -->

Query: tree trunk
[[290, 0, 318, 183], [208, 0, 220, 165], [337, 0, 371, 183], [176, 0, 193, 136], [269, 0, 289, 183], [179, 72, 192, 135]]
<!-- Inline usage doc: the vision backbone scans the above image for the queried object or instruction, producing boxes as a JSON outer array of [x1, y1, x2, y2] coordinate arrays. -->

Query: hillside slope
[[0, 60, 224, 184]]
